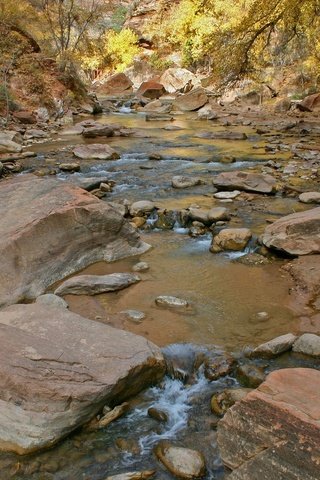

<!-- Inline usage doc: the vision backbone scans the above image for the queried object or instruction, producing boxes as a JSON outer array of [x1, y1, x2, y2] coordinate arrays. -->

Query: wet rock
[[236, 364, 265, 388], [130, 200, 155, 217], [105, 471, 155, 480], [155, 442, 206, 479], [213, 171, 276, 194], [131, 217, 146, 228], [35, 294, 68, 309], [148, 407, 168, 423], [207, 207, 230, 222], [155, 296, 189, 308], [0, 303, 165, 454], [86, 402, 130, 431], [55, 273, 140, 296], [132, 261, 150, 272], [210, 228, 252, 253], [115, 438, 141, 454], [121, 310, 146, 323], [172, 176, 203, 189], [137, 81, 166, 99], [299, 192, 320, 204], [217, 368, 320, 479], [174, 87, 208, 112], [214, 190, 241, 200], [73, 144, 120, 160], [95, 72, 133, 95], [211, 388, 252, 416], [189, 221, 207, 237], [59, 163, 80, 172], [188, 208, 210, 224], [154, 210, 176, 229], [82, 125, 115, 138], [293, 333, 320, 357], [162, 343, 207, 383], [235, 253, 270, 265], [0, 175, 149, 306], [204, 353, 235, 381], [250, 333, 297, 358], [262, 207, 320, 255]]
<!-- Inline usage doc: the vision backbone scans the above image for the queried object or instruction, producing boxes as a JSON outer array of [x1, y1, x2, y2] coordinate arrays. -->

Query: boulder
[[250, 333, 297, 358], [73, 144, 120, 160], [207, 207, 230, 222], [95, 72, 133, 95], [137, 81, 166, 99], [82, 124, 115, 138], [262, 207, 320, 255], [55, 273, 140, 296], [13, 111, 36, 124], [0, 131, 23, 144], [293, 333, 320, 357], [0, 304, 165, 454], [217, 368, 320, 479], [160, 68, 199, 93], [172, 176, 203, 189], [130, 200, 155, 217], [155, 442, 206, 479], [297, 93, 320, 112], [213, 172, 276, 194], [210, 228, 252, 253], [0, 138, 22, 154], [174, 87, 208, 112], [0, 175, 149, 306], [299, 192, 320, 204]]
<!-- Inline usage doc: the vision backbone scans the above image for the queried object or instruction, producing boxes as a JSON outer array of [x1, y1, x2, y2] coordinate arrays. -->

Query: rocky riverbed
[[0, 87, 320, 479]]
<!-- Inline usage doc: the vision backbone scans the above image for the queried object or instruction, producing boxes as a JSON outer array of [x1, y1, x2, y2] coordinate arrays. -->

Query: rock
[[13, 111, 36, 124], [196, 131, 247, 140], [55, 273, 140, 296], [96, 72, 133, 95], [236, 364, 265, 388], [213, 172, 276, 194], [24, 129, 48, 139], [0, 131, 23, 144], [160, 68, 199, 93], [35, 294, 68, 309], [0, 175, 149, 306], [211, 388, 252, 416], [297, 92, 320, 112], [172, 176, 203, 189], [0, 303, 165, 454], [86, 402, 130, 431], [197, 104, 218, 120], [189, 221, 207, 237], [35, 107, 50, 123], [145, 113, 173, 121], [155, 296, 189, 308], [121, 310, 146, 323], [188, 208, 211, 224], [214, 191, 241, 200], [299, 192, 320, 204], [137, 81, 166, 99], [274, 98, 292, 113], [174, 87, 208, 112], [207, 207, 230, 222], [155, 442, 206, 479], [73, 144, 120, 160], [210, 228, 252, 253], [105, 471, 155, 480], [132, 261, 150, 272], [130, 200, 155, 217], [59, 163, 80, 172], [67, 176, 112, 191], [148, 407, 168, 422], [250, 333, 297, 358], [82, 125, 115, 138], [217, 368, 320, 479], [154, 210, 176, 229], [293, 334, 320, 357], [262, 207, 320, 255], [115, 437, 140, 454], [143, 100, 171, 114], [0, 138, 22, 154], [204, 353, 235, 381]]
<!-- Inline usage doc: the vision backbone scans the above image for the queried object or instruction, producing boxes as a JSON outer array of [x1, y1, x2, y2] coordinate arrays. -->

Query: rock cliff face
[[0, 175, 150, 306]]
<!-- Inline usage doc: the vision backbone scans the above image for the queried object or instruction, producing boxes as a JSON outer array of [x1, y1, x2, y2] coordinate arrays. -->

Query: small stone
[[130, 201, 155, 217], [237, 364, 266, 388], [172, 176, 203, 189], [132, 262, 149, 272], [148, 407, 168, 422], [154, 442, 206, 479], [131, 217, 146, 228], [155, 296, 189, 308], [121, 310, 146, 323], [211, 388, 252, 416], [86, 402, 130, 431], [59, 163, 80, 172], [213, 191, 241, 200], [204, 353, 235, 381]]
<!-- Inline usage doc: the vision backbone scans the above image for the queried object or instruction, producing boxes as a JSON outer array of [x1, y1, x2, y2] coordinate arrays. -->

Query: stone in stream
[[217, 368, 320, 479], [293, 333, 320, 357], [154, 442, 206, 479], [132, 261, 150, 272], [172, 175, 203, 189], [299, 191, 320, 204], [249, 333, 297, 358], [214, 190, 241, 200], [210, 228, 252, 253], [86, 402, 130, 431], [82, 124, 115, 138], [137, 81, 166, 99], [59, 162, 80, 172], [73, 144, 120, 160], [120, 310, 146, 323], [211, 388, 252, 416], [148, 407, 168, 423], [105, 471, 155, 480], [173, 87, 208, 111], [35, 294, 68, 309], [0, 303, 165, 454], [155, 296, 189, 308], [130, 200, 155, 217], [54, 273, 140, 296], [204, 353, 235, 381], [0, 175, 149, 307], [213, 171, 276, 194], [236, 364, 266, 388], [262, 207, 320, 255]]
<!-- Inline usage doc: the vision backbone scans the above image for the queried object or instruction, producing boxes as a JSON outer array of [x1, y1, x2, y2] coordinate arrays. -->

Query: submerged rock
[[213, 171, 276, 194], [73, 144, 120, 160], [55, 273, 140, 296], [210, 228, 252, 253], [0, 175, 149, 306], [0, 304, 165, 454], [105, 471, 155, 480], [155, 442, 206, 479], [172, 175, 203, 189], [217, 368, 320, 479], [155, 296, 189, 308]]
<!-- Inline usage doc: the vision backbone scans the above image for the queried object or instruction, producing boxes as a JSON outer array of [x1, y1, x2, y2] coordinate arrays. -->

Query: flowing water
[[1, 108, 315, 479]]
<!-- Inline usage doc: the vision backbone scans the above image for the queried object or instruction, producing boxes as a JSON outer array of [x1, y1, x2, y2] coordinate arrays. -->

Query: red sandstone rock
[[137, 81, 166, 99]]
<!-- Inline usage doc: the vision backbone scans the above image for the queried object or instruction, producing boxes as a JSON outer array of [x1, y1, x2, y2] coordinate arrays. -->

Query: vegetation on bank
[[1, 0, 320, 114]]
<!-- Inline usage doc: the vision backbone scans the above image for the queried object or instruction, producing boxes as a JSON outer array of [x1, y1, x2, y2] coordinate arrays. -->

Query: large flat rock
[[0, 304, 165, 454], [213, 171, 276, 194], [0, 175, 149, 306], [217, 368, 320, 479], [262, 207, 320, 255]]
